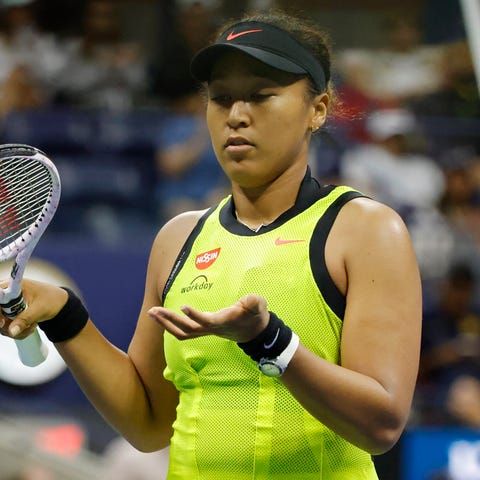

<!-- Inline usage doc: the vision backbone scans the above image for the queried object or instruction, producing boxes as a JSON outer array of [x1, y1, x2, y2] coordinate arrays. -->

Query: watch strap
[[258, 331, 300, 376]]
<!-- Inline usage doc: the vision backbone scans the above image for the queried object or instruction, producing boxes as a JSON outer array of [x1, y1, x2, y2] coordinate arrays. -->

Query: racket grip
[[1, 294, 49, 366], [14, 329, 49, 367]]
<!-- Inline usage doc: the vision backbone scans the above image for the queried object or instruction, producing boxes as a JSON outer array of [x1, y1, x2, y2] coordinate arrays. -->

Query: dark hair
[[216, 9, 333, 97]]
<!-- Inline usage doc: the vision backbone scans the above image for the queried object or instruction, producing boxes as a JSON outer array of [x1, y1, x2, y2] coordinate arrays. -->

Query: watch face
[[258, 360, 282, 377]]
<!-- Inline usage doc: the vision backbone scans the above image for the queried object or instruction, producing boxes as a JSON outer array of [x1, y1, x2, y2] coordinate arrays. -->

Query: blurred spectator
[[438, 153, 480, 251], [411, 41, 478, 118], [0, 0, 66, 116], [339, 108, 448, 285], [0, 64, 43, 116], [150, 0, 218, 103], [339, 108, 445, 217], [410, 41, 480, 156], [408, 150, 480, 285], [418, 262, 480, 427], [407, 206, 457, 286], [54, 0, 147, 110], [446, 375, 480, 429], [336, 14, 444, 108], [102, 436, 169, 480], [154, 90, 227, 223]]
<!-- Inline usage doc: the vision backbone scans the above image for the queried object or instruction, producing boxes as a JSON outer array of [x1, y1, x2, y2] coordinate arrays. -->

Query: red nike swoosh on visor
[[226, 29, 263, 41]]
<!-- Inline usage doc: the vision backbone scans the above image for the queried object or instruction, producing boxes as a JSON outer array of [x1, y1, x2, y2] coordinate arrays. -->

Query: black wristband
[[39, 287, 89, 343], [237, 311, 292, 362]]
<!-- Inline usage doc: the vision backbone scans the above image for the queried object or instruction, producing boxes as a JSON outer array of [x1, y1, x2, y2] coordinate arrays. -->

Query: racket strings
[[0, 157, 53, 249]]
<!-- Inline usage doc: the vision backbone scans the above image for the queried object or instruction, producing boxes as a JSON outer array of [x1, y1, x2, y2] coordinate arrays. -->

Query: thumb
[[9, 312, 37, 339], [237, 294, 267, 315]]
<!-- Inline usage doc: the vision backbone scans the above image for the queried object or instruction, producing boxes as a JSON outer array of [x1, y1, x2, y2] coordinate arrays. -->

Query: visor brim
[[190, 43, 308, 83]]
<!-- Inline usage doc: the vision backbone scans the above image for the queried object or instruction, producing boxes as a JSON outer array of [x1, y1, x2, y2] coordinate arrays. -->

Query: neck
[[234, 212, 269, 232], [232, 165, 307, 229]]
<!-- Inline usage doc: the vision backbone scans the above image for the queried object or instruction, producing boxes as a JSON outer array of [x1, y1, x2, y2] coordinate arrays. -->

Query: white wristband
[[257, 332, 300, 377]]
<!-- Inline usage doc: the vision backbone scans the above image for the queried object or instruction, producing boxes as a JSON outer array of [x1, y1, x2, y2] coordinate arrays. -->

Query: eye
[[250, 92, 272, 102], [209, 94, 233, 107]]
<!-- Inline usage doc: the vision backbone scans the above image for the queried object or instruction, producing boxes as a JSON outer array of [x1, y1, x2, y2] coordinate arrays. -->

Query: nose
[[227, 100, 250, 129]]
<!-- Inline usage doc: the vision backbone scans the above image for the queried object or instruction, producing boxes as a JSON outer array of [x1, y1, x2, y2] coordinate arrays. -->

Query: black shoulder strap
[[310, 190, 366, 320], [162, 206, 216, 303]]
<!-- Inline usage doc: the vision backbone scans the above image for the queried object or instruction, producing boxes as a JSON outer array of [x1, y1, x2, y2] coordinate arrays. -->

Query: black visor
[[190, 21, 326, 92]]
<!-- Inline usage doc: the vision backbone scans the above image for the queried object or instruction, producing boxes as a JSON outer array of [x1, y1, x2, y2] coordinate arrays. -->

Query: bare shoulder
[[147, 209, 210, 295], [157, 209, 209, 243], [336, 196, 411, 245], [151, 209, 209, 259], [326, 196, 418, 296]]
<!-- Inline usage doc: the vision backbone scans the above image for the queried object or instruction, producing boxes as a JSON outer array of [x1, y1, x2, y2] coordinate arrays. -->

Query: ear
[[309, 93, 329, 132]]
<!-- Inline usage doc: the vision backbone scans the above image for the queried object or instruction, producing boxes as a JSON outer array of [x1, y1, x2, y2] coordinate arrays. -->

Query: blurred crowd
[[330, 13, 480, 437], [0, 0, 479, 478]]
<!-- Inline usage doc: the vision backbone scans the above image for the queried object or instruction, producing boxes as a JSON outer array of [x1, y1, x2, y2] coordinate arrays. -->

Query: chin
[[229, 169, 275, 190], [221, 155, 276, 185]]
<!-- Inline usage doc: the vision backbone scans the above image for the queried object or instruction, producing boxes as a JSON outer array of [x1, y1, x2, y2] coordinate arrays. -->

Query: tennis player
[[1, 9, 422, 479]]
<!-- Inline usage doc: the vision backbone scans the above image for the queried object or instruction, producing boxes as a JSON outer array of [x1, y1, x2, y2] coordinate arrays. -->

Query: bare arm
[[1, 211, 204, 452], [282, 198, 422, 453], [55, 319, 173, 452]]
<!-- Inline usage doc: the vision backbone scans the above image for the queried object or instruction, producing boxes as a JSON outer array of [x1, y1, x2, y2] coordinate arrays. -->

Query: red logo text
[[195, 247, 221, 270]]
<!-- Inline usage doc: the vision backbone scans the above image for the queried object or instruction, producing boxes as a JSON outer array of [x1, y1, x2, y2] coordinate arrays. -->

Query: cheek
[[267, 96, 310, 133], [264, 107, 309, 150], [208, 132, 224, 163]]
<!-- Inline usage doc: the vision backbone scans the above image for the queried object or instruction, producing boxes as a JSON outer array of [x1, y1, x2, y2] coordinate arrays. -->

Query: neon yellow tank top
[[163, 172, 379, 479]]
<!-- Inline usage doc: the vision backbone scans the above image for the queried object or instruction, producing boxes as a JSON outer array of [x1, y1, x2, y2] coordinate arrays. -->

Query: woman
[[0, 10, 422, 479]]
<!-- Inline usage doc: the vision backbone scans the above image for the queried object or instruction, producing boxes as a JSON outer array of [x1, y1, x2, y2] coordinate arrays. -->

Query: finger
[[9, 323, 37, 339], [237, 294, 266, 314], [179, 305, 215, 326], [0, 324, 11, 337], [148, 307, 206, 340], [9, 315, 35, 338]]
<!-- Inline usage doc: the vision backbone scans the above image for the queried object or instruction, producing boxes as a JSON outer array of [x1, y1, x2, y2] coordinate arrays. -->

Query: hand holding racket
[[0, 144, 61, 366]]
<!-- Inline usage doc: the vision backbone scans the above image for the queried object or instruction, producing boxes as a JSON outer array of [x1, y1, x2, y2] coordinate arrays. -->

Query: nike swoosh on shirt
[[274, 237, 305, 245], [264, 328, 280, 349], [226, 29, 263, 41]]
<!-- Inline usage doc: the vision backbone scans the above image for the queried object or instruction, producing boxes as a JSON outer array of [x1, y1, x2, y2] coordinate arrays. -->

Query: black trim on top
[[219, 167, 336, 235], [310, 191, 366, 320], [162, 206, 217, 303]]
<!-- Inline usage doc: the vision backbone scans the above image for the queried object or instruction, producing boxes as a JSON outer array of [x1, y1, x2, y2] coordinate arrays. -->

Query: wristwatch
[[258, 332, 300, 377]]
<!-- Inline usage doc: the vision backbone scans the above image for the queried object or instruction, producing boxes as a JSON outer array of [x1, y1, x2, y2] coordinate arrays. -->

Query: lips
[[224, 136, 254, 148]]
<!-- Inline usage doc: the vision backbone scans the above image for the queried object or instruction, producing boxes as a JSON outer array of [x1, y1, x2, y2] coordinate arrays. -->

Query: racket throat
[[11, 261, 20, 280], [1, 294, 26, 319]]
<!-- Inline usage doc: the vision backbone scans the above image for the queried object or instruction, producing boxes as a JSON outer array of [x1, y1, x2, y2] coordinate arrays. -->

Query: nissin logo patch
[[195, 247, 220, 270]]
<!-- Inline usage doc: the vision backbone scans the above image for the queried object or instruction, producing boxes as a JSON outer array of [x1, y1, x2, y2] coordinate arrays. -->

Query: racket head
[[0, 144, 61, 262]]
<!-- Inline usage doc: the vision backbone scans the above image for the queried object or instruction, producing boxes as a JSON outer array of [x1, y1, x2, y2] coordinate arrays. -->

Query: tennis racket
[[0, 144, 61, 367]]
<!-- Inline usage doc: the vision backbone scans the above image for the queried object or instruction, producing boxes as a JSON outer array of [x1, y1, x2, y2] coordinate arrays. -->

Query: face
[[206, 51, 327, 188]]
